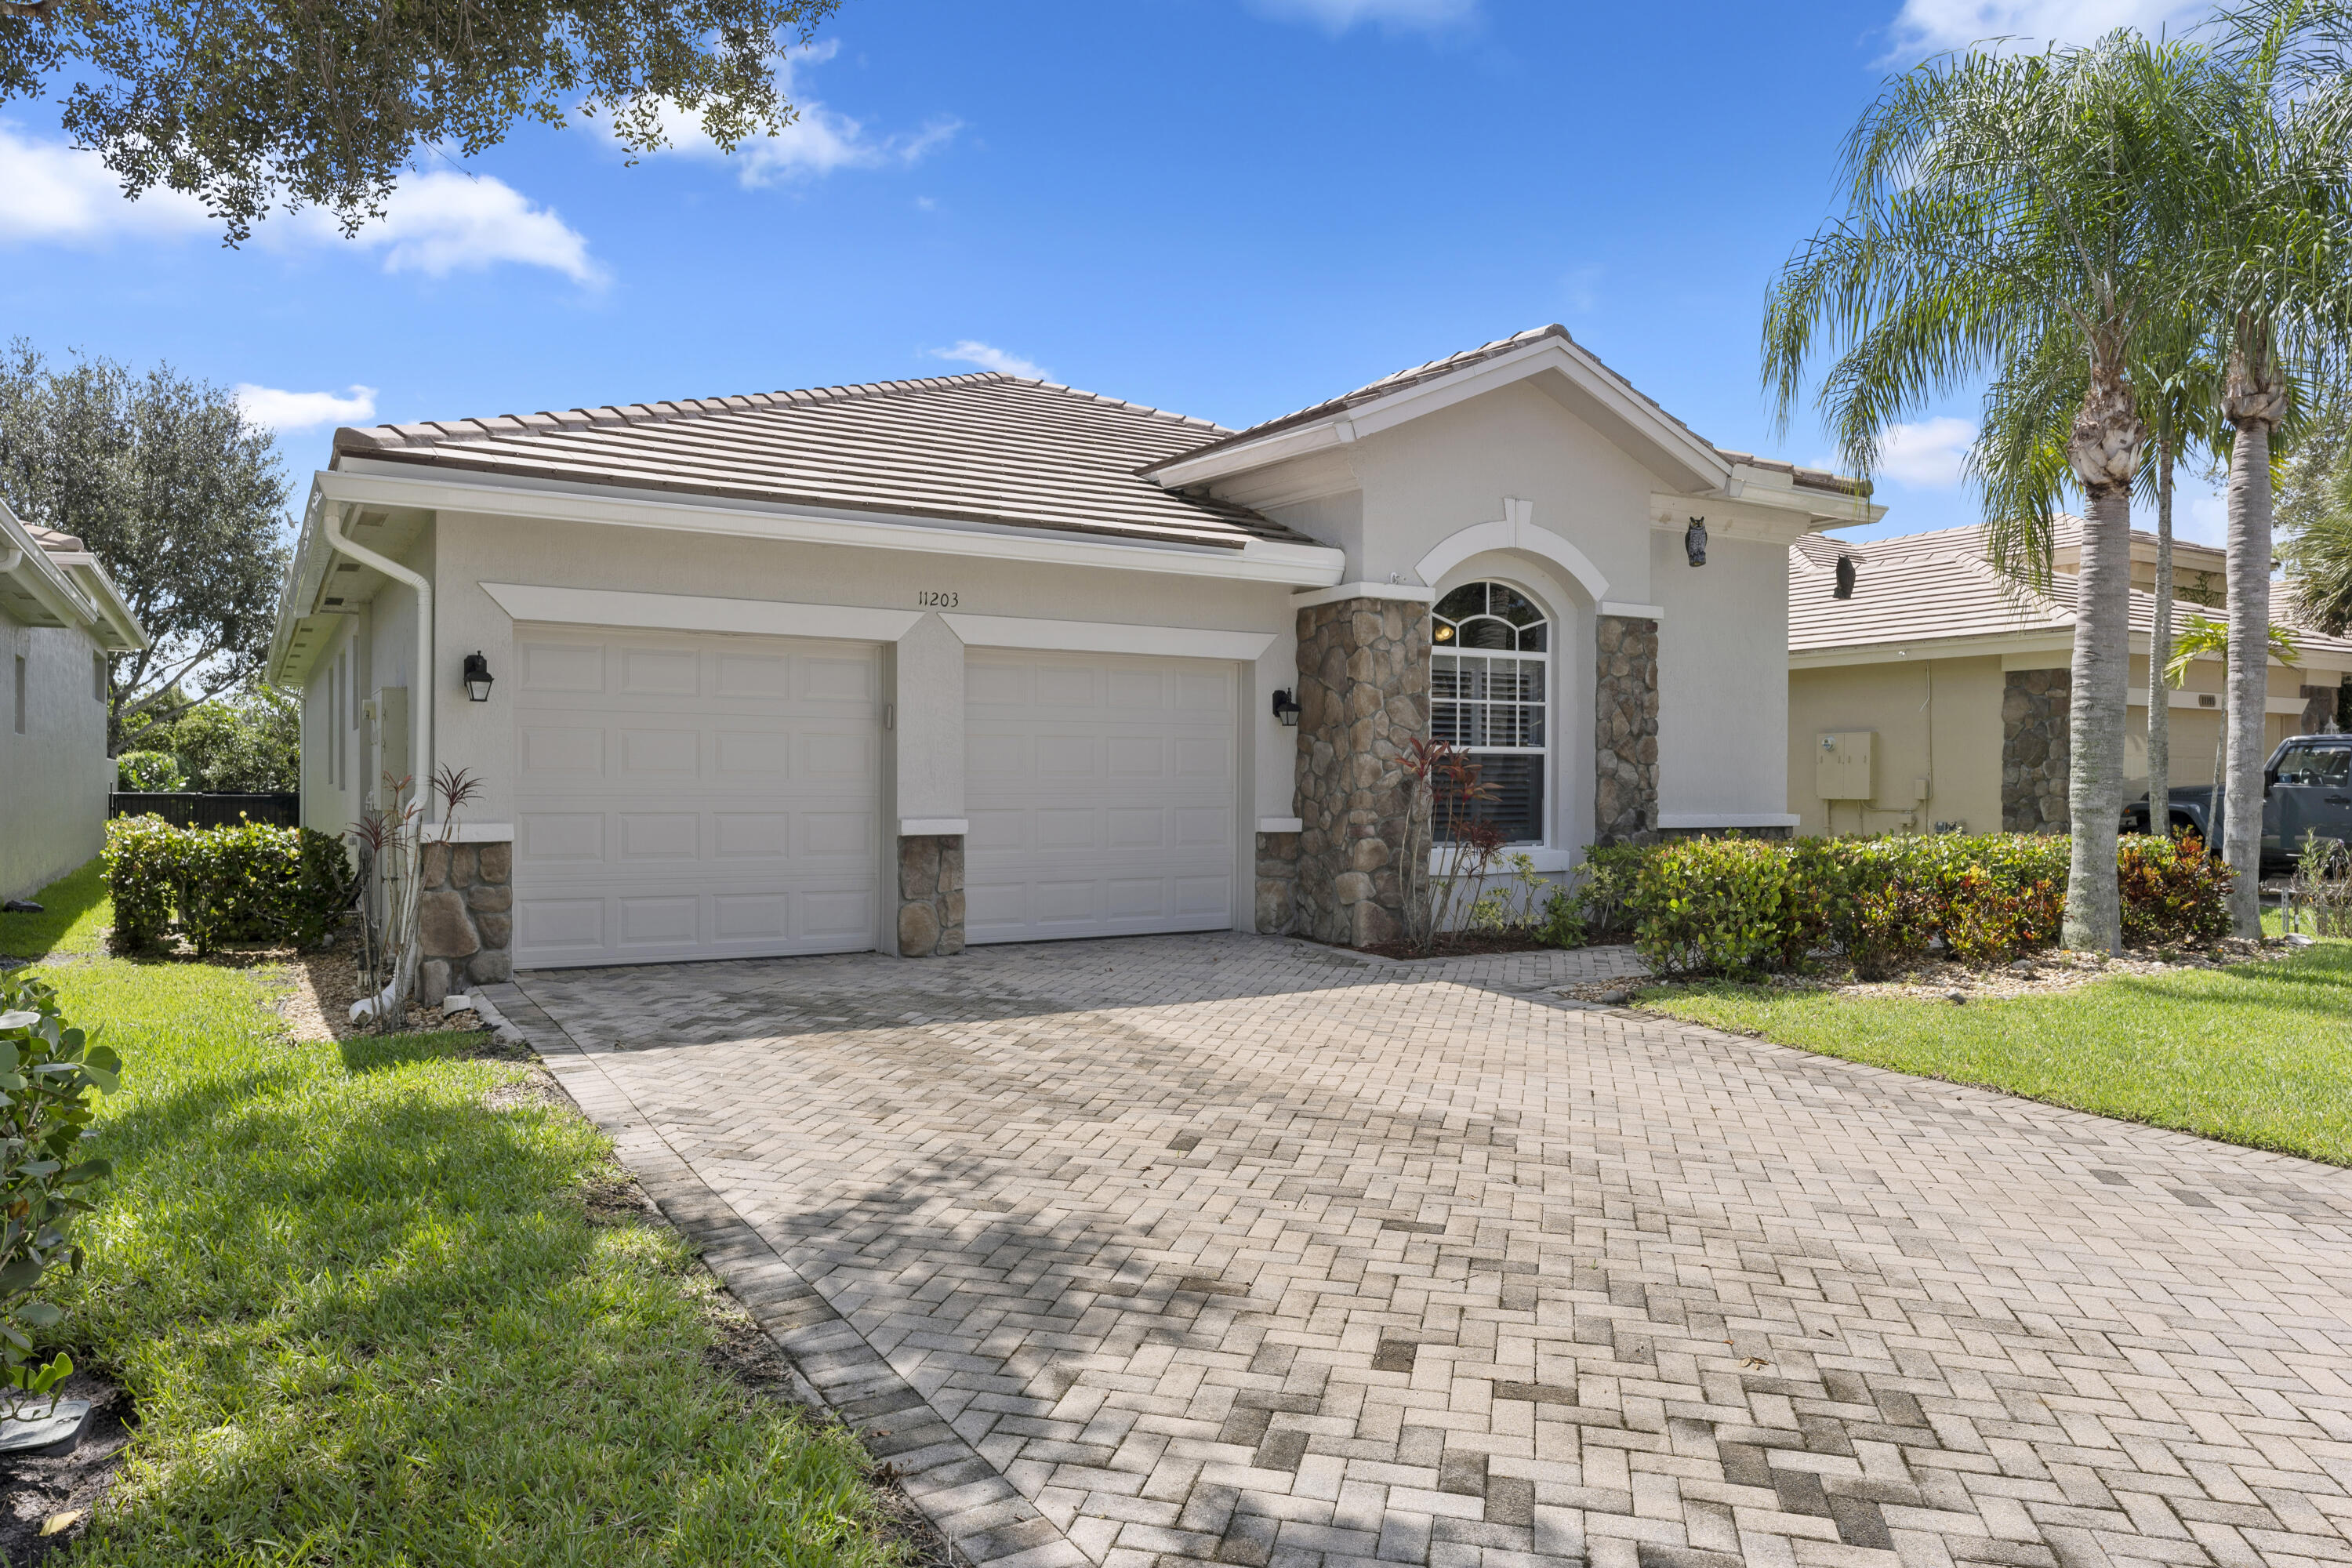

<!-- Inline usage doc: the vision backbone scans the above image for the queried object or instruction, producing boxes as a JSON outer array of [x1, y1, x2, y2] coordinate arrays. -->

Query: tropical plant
[[350, 764, 481, 1029], [1401, 738, 1503, 951], [2164, 614, 2301, 796], [2278, 424, 2352, 634], [113, 750, 185, 793], [133, 685, 301, 793], [0, 974, 120, 1417], [1763, 32, 2226, 953]]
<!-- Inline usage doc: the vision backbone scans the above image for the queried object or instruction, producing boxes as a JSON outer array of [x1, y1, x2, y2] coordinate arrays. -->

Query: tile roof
[[1791, 524, 2352, 662], [24, 524, 84, 552], [332, 373, 1314, 551], [1148, 324, 1867, 496]]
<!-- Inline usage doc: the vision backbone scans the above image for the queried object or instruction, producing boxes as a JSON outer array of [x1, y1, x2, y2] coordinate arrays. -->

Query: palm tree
[[2193, 6, 2352, 932], [1764, 34, 2223, 952], [2165, 615, 2302, 833], [2283, 501, 2352, 633], [2137, 344, 2228, 824]]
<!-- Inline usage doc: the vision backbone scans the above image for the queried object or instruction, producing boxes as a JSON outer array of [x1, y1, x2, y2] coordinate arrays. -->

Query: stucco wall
[[0, 610, 108, 902], [1654, 532, 1790, 822], [1786, 656, 2005, 838]]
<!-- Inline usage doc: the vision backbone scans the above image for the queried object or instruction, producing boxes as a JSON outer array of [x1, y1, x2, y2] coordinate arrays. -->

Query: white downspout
[[318, 501, 434, 1025], [319, 502, 433, 815]]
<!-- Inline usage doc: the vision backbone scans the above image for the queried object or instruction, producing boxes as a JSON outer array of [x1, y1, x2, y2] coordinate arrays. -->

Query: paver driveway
[[488, 933, 2352, 1568]]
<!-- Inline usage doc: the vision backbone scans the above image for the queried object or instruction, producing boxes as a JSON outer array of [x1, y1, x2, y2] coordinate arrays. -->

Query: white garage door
[[964, 649, 1236, 943], [511, 626, 881, 967]]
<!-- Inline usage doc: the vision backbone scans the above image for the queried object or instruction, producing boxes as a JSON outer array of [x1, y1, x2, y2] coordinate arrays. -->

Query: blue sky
[[0, 0, 2227, 546]]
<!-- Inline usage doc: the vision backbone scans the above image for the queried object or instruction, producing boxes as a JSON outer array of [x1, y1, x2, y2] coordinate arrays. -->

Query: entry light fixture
[[462, 651, 495, 702], [1270, 688, 1301, 728], [1684, 517, 1708, 568]]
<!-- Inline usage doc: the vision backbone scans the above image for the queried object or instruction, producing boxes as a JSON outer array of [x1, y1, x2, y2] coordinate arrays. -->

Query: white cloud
[[926, 340, 1050, 379], [0, 124, 212, 242], [234, 383, 379, 432], [1875, 416, 1977, 488], [1886, 0, 2206, 56], [1252, 0, 1477, 31], [0, 122, 601, 284], [624, 45, 960, 187], [289, 170, 604, 285]]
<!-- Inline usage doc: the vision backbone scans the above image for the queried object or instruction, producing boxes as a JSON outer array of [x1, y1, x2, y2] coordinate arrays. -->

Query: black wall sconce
[[1684, 517, 1708, 567], [1834, 554, 1857, 600], [462, 651, 495, 702], [1270, 688, 1301, 727]]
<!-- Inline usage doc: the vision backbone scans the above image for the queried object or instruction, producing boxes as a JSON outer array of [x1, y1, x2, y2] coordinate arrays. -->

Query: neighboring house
[[1786, 521, 2352, 838], [263, 325, 1869, 996], [0, 502, 147, 902]]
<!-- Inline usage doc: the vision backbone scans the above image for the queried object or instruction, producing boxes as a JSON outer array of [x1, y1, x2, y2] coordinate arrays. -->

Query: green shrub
[[114, 751, 185, 793], [1537, 887, 1585, 948], [103, 817, 354, 954], [2118, 833, 2232, 948], [0, 974, 120, 1410], [1632, 837, 1798, 975], [1570, 841, 1655, 938]]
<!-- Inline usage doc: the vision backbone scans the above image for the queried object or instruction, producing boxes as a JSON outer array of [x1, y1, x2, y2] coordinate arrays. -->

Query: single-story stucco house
[[1786, 521, 2352, 839], [0, 501, 147, 902], [265, 325, 1872, 996]]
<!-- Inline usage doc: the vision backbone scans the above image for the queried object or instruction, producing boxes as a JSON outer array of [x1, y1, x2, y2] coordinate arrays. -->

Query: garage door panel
[[512, 627, 882, 967], [964, 650, 1236, 944], [519, 641, 606, 694]]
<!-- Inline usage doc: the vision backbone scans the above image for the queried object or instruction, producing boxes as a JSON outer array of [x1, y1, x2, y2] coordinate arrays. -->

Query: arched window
[[1432, 581, 1548, 843]]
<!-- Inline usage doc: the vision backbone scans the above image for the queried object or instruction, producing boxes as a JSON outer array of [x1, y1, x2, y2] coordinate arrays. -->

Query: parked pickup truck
[[2123, 732, 2352, 871]]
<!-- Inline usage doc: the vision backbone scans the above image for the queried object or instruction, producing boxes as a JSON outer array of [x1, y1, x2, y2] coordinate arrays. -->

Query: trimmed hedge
[[1626, 833, 2229, 977], [103, 816, 355, 954]]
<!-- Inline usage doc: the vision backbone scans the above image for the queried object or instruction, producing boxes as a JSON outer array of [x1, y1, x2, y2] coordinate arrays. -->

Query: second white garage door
[[964, 649, 1236, 942], [510, 626, 882, 967]]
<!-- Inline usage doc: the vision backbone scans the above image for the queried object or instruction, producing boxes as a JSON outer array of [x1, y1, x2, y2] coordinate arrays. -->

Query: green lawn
[[1639, 938, 2352, 1165], [0, 855, 113, 959], [3, 865, 899, 1567]]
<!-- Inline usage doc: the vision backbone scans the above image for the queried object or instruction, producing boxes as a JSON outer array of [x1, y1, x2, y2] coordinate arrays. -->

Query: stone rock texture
[[897, 834, 966, 957], [1254, 832, 1300, 935], [2301, 682, 2344, 734], [1594, 615, 1659, 844], [2002, 670, 2071, 833], [418, 838, 514, 1006], [1293, 597, 1428, 948]]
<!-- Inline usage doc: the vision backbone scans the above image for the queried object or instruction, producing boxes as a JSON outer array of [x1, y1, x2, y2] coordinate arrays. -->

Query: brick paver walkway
[[487, 934, 2352, 1568]]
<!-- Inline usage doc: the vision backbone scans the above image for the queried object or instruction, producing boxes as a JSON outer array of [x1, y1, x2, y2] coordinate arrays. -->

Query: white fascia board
[[2127, 689, 2314, 715], [51, 555, 147, 650], [898, 818, 970, 837], [1154, 338, 1737, 494], [482, 583, 924, 643], [1790, 633, 2072, 669], [1650, 492, 1882, 544], [1290, 580, 1436, 609], [0, 503, 111, 634], [1256, 816, 1304, 833], [942, 612, 1276, 662], [317, 466, 1345, 588], [1599, 601, 1665, 621]]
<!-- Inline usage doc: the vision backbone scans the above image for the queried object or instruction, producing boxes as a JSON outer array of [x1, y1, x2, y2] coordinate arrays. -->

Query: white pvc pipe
[[320, 503, 433, 818]]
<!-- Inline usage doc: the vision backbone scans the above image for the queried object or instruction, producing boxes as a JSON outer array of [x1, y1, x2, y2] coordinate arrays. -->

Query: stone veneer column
[[896, 834, 965, 957], [418, 838, 513, 1007], [1254, 830, 1300, 935], [2001, 669, 2071, 832], [1293, 597, 1429, 948], [1593, 615, 1659, 844]]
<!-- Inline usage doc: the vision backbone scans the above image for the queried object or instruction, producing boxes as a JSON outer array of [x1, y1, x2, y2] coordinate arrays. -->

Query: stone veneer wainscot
[[418, 839, 514, 1007], [1593, 615, 1659, 844], [897, 834, 966, 957], [1291, 597, 1429, 948], [2001, 669, 2071, 833]]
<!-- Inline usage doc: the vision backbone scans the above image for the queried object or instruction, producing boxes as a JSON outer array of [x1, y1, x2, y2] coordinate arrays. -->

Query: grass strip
[[9, 864, 895, 1567], [1638, 938, 2352, 1166]]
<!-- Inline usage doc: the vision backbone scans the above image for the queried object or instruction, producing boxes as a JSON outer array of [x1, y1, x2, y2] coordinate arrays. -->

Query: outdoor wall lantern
[[462, 651, 495, 702], [1684, 517, 1708, 567], [1271, 688, 1301, 727], [1834, 554, 1857, 600]]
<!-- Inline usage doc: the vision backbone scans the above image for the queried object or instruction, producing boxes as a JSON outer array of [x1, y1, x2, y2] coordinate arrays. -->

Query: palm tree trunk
[[2065, 483, 2132, 952], [2222, 350, 2285, 938], [2147, 450, 2173, 835], [2060, 369, 2140, 954], [2223, 419, 2275, 936]]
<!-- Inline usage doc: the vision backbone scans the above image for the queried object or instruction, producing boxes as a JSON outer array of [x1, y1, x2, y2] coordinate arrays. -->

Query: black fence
[[109, 792, 301, 829]]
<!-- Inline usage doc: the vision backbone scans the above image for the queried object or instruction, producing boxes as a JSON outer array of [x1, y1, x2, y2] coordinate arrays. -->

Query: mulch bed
[[1356, 931, 1572, 960], [1555, 934, 2303, 1004], [0, 1374, 134, 1567]]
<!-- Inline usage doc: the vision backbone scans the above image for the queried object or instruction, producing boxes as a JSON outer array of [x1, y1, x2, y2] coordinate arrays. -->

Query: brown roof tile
[[335, 373, 1312, 550]]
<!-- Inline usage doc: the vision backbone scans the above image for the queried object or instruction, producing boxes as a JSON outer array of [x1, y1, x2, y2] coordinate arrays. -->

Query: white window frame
[[1430, 578, 1553, 847]]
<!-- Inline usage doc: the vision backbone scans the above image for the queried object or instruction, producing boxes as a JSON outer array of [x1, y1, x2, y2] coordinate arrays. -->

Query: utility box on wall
[[1816, 731, 1874, 800]]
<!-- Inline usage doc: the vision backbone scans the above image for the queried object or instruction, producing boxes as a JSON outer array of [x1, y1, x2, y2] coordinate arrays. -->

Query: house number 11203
[[915, 590, 960, 608]]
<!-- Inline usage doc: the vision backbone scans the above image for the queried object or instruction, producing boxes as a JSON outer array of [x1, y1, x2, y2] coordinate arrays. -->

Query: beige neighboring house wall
[[0, 503, 146, 902], [1787, 521, 2352, 837]]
